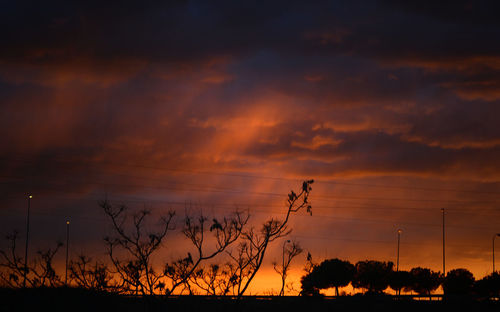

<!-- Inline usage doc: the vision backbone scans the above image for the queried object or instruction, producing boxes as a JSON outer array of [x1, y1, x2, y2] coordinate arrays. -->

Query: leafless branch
[[101, 199, 175, 295]]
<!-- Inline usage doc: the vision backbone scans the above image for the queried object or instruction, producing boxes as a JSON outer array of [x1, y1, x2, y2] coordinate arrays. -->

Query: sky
[[1, 0, 500, 294]]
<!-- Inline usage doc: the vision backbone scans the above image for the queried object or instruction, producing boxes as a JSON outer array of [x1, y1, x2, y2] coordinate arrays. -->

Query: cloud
[[1, 1, 500, 286]]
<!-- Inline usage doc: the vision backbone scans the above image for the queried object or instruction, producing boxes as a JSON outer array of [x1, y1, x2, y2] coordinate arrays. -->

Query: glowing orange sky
[[2, 1, 500, 294]]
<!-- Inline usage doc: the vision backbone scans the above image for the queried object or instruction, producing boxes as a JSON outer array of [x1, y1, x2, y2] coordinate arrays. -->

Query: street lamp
[[441, 208, 446, 275], [493, 233, 500, 273], [397, 229, 402, 272], [23, 194, 32, 288], [65, 220, 70, 286]]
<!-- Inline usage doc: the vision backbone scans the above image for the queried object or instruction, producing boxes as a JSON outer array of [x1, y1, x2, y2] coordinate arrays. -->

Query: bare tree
[[0, 231, 63, 288], [101, 199, 175, 295], [0, 231, 25, 288], [30, 245, 63, 287], [303, 252, 316, 275], [164, 252, 195, 295], [228, 180, 314, 298], [189, 262, 239, 295], [164, 209, 248, 295], [273, 239, 303, 296], [69, 255, 117, 292]]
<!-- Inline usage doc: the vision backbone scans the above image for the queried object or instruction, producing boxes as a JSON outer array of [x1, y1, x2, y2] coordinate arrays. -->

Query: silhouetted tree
[[474, 272, 500, 299], [227, 180, 314, 298], [303, 252, 316, 275], [101, 200, 175, 295], [0, 231, 63, 288], [300, 257, 355, 296], [164, 252, 195, 294], [300, 273, 320, 296], [406, 267, 442, 298], [69, 255, 117, 292], [443, 268, 475, 296], [190, 262, 238, 295], [0, 231, 26, 288], [389, 270, 411, 296], [352, 260, 393, 293], [30, 245, 64, 287], [164, 209, 248, 295], [273, 240, 303, 296], [298, 252, 318, 296]]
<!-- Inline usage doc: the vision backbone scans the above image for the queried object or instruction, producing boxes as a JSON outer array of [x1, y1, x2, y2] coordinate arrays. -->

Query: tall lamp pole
[[441, 208, 446, 275], [493, 233, 500, 273], [23, 194, 32, 288], [65, 220, 70, 286], [397, 229, 402, 272]]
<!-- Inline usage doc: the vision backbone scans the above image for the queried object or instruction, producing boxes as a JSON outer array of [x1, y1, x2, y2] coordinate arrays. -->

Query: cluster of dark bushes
[[300, 258, 500, 300]]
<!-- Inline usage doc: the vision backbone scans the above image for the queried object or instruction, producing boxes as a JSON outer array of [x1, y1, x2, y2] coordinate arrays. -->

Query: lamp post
[[397, 229, 402, 272], [65, 220, 70, 286], [441, 208, 445, 275], [23, 194, 32, 288], [493, 233, 500, 273]]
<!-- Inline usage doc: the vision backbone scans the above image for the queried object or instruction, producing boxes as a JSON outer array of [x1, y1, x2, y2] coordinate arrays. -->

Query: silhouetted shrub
[[443, 268, 475, 296], [0, 231, 63, 288], [474, 272, 500, 299], [69, 255, 117, 292], [352, 260, 393, 293], [300, 258, 355, 296], [389, 270, 411, 295], [406, 267, 442, 296]]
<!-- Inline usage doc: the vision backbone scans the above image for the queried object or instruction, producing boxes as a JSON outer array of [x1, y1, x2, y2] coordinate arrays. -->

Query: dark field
[[1, 288, 499, 312]]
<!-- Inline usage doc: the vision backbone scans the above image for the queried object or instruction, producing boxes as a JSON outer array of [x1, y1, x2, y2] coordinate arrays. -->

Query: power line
[[1, 175, 498, 206], [2, 155, 500, 196], [294, 234, 492, 250], [1, 199, 499, 232], [3, 184, 500, 219], [0, 209, 494, 250]]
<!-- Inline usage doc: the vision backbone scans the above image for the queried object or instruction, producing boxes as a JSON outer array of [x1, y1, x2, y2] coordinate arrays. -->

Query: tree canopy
[[407, 267, 442, 295], [300, 258, 355, 296], [352, 260, 394, 293], [389, 270, 411, 295], [443, 268, 475, 296]]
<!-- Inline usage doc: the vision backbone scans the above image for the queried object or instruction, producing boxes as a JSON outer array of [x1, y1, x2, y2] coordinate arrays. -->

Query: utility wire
[[1, 200, 499, 232], [2, 155, 500, 196], [1, 175, 497, 205]]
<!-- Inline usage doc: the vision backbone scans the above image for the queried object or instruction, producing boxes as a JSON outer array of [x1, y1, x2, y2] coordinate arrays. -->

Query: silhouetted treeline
[[2, 179, 500, 301], [300, 257, 500, 300], [0, 181, 315, 297]]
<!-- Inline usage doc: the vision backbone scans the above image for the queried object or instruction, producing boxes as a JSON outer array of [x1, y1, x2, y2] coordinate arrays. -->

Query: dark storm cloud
[[243, 122, 500, 180], [0, 1, 312, 65], [2, 0, 500, 182], [3, 1, 500, 63], [1, 1, 500, 185]]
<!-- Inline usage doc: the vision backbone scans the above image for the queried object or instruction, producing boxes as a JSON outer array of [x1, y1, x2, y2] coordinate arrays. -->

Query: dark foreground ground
[[1, 288, 499, 312]]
